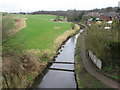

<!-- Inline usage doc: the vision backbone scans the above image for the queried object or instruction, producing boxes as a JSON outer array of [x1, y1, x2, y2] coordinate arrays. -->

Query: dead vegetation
[[54, 30, 76, 48], [25, 49, 41, 55], [2, 54, 47, 88]]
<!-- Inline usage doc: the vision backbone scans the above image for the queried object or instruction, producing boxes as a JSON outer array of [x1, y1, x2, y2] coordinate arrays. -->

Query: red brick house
[[99, 14, 112, 21]]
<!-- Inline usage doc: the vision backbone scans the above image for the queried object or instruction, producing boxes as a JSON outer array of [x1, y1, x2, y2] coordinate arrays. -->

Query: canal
[[32, 31, 81, 88]]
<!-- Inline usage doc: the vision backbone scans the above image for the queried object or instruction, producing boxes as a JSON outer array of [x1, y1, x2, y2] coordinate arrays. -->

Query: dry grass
[[25, 49, 41, 54], [54, 30, 75, 48], [74, 24, 80, 30], [7, 18, 27, 36], [2, 54, 47, 88], [54, 27, 60, 29]]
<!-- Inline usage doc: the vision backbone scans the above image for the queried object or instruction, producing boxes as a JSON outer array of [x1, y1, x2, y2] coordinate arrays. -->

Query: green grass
[[4, 15, 71, 50]]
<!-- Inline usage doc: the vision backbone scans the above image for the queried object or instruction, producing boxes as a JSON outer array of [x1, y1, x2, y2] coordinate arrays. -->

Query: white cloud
[[0, 0, 119, 12]]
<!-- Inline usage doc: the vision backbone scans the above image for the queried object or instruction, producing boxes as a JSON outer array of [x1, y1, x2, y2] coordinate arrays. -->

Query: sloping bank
[[2, 23, 80, 88], [75, 34, 108, 88]]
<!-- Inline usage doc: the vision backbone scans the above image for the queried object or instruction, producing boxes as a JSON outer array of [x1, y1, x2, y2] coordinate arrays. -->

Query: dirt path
[[80, 31, 120, 88]]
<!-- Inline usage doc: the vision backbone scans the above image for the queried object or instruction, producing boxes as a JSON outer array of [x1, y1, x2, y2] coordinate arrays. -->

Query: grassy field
[[3, 14, 74, 62], [5, 15, 71, 50]]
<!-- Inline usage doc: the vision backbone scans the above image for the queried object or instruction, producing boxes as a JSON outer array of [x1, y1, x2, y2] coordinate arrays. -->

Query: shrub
[[111, 19, 120, 30], [86, 24, 120, 69]]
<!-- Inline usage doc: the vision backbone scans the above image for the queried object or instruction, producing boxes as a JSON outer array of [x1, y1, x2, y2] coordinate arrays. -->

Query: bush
[[86, 24, 120, 69], [111, 19, 120, 30]]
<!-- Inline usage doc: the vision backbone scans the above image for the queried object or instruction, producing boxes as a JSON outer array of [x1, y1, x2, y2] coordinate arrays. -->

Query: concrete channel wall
[[88, 51, 102, 69]]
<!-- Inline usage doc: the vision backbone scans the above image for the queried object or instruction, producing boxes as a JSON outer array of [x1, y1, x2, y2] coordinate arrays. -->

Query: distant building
[[87, 12, 100, 17], [100, 13, 114, 21], [87, 11, 117, 21]]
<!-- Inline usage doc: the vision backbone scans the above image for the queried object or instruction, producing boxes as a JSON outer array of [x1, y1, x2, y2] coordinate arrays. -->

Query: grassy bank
[[75, 34, 108, 88], [2, 14, 79, 88]]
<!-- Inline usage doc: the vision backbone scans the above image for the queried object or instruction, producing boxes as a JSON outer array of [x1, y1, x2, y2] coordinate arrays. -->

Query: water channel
[[32, 30, 82, 88]]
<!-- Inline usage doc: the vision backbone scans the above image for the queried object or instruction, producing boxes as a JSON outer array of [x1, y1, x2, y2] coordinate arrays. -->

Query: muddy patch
[[54, 27, 60, 29]]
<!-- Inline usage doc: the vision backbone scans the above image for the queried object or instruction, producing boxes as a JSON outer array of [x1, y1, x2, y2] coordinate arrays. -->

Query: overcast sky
[[0, 0, 120, 13]]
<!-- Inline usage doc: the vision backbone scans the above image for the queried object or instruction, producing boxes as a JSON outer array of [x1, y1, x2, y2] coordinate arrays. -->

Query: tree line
[[12, 7, 120, 22], [31, 7, 119, 19]]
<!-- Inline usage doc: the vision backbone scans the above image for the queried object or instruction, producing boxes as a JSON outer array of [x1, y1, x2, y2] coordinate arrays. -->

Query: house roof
[[103, 12, 117, 17]]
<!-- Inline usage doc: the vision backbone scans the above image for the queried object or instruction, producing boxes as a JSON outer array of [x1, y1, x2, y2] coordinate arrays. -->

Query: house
[[99, 14, 112, 21], [87, 12, 100, 17], [87, 17, 101, 25], [99, 12, 117, 21]]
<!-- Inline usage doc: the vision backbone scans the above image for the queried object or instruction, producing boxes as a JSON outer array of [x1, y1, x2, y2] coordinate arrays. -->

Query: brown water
[[32, 32, 80, 88]]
